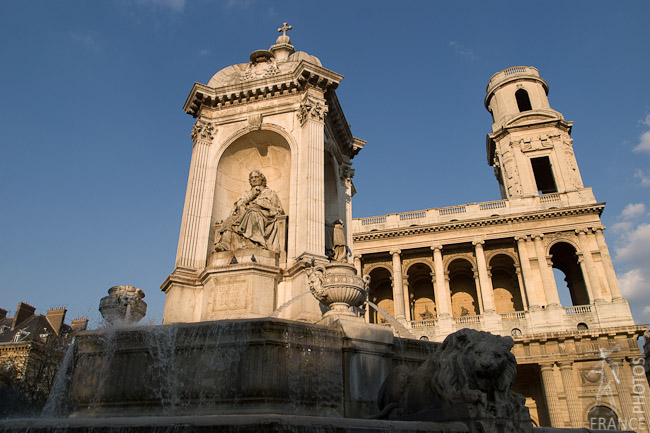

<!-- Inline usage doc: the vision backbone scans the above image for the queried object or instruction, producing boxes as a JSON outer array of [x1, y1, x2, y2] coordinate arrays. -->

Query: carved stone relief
[[191, 120, 216, 142], [297, 94, 328, 125]]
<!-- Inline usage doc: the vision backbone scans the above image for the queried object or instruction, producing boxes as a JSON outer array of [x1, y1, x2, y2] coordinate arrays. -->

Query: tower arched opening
[[448, 259, 479, 317], [588, 406, 619, 430], [515, 88, 532, 112], [550, 242, 590, 306], [367, 267, 394, 324], [406, 263, 436, 321], [489, 254, 524, 313]]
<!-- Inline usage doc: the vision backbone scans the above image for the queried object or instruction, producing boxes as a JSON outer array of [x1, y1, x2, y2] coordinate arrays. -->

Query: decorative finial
[[278, 22, 292, 37]]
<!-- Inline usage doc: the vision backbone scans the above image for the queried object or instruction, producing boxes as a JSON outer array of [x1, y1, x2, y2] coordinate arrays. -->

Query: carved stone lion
[[376, 329, 530, 433]]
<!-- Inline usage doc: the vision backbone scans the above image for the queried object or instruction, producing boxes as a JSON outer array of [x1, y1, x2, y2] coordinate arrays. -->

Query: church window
[[515, 89, 532, 112], [531, 156, 557, 194]]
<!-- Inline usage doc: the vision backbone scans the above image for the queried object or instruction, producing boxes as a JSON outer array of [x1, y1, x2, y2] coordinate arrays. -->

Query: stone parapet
[[352, 190, 598, 237]]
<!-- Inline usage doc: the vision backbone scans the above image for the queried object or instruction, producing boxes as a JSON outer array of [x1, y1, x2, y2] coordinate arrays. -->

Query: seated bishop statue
[[214, 170, 285, 253]]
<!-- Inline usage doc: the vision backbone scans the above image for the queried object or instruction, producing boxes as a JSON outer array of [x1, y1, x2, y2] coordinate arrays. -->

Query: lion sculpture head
[[432, 328, 518, 407], [376, 328, 530, 433]]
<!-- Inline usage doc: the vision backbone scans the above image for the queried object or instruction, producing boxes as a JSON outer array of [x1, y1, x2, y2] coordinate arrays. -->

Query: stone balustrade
[[353, 189, 596, 233], [401, 304, 609, 341]]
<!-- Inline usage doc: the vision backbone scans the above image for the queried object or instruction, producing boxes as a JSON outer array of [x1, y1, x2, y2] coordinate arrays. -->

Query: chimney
[[11, 302, 36, 330], [71, 317, 88, 332], [0, 308, 7, 321], [46, 307, 67, 335]]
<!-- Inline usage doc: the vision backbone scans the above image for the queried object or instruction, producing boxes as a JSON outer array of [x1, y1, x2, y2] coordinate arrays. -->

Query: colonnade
[[356, 226, 622, 325]]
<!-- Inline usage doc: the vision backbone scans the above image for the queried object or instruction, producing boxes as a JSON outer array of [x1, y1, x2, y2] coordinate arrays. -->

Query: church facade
[[163, 25, 649, 431], [352, 66, 649, 430]]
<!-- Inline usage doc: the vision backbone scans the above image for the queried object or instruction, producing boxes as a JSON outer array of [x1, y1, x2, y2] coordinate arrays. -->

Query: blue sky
[[1, 1, 649, 327]]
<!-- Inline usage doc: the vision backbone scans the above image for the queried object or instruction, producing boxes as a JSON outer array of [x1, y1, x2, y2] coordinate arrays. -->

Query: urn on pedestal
[[307, 261, 370, 319]]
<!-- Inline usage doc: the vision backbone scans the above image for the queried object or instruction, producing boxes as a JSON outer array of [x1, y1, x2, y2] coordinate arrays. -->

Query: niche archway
[[406, 263, 436, 321], [448, 258, 479, 317], [213, 130, 291, 226], [550, 242, 589, 306], [367, 267, 394, 324], [489, 254, 524, 313]]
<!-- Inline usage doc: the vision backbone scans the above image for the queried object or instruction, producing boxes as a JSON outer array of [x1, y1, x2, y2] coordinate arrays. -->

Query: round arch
[[448, 258, 480, 317], [406, 262, 436, 320], [549, 241, 590, 306], [585, 404, 620, 430], [489, 254, 524, 313], [367, 267, 394, 324], [212, 128, 293, 225]]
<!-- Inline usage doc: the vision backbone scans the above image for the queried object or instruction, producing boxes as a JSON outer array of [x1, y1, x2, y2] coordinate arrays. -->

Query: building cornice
[[353, 203, 605, 242]]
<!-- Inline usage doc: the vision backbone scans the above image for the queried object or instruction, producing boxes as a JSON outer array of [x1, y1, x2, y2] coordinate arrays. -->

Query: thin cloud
[[449, 41, 475, 61], [133, 0, 187, 13], [634, 130, 650, 154], [620, 202, 646, 220], [69, 31, 97, 49], [634, 169, 650, 187]]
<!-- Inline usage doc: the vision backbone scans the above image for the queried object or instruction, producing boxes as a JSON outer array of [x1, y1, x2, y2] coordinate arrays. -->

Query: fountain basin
[[63, 318, 433, 419]]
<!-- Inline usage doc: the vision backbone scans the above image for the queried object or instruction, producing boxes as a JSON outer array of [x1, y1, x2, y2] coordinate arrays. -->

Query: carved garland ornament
[[297, 95, 328, 125], [191, 120, 216, 142]]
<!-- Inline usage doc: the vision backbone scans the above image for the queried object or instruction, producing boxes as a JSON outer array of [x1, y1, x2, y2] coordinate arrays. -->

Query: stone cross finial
[[278, 22, 292, 36]]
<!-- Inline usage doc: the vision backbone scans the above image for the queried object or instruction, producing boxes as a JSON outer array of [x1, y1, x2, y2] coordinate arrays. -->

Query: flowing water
[[365, 301, 414, 338]]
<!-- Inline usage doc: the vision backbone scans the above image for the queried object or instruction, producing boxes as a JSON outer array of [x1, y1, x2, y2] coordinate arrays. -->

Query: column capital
[[592, 225, 606, 234], [389, 249, 401, 256], [575, 228, 589, 236], [514, 235, 529, 242], [191, 119, 217, 143], [557, 361, 573, 369], [430, 245, 443, 252], [353, 254, 362, 260], [532, 233, 544, 240], [472, 239, 485, 247], [539, 362, 555, 371]]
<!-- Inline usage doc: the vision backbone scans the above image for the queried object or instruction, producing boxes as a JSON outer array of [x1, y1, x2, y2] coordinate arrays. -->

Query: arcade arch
[[448, 258, 480, 317], [549, 242, 590, 306], [406, 263, 436, 320], [489, 254, 524, 313], [367, 267, 394, 324]]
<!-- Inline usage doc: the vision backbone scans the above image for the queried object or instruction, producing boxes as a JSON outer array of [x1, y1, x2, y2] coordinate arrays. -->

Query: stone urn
[[307, 262, 370, 318], [99, 285, 147, 325]]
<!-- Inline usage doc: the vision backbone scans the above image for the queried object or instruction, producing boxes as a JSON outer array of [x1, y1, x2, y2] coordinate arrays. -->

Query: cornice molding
[[353, 204, 605, 242]]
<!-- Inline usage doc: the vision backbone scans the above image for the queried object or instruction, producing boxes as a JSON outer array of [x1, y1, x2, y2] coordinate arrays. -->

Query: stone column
[[593, 227, 622, 300], [515, 266, 529, 310], [540, 363, 564, 427], [474, 240, 496, 313], [431, 246, 451, 317], [297, 90, 327, 259], [558, 362, 581, 427], [516, 236, 540, 308], [390, 250, 406, 320], [177, 119, 215, 269], [576, 254, 596, 303], [611, 358, 636, 426], [353, 255, 362, 276], [402, 276, 412, 322], [473, 270, 484, 314], [576, 229, 603, 302], [533, 234, 560, 306]]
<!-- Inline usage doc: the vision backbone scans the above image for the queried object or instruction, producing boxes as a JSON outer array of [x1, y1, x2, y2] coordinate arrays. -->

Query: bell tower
[[485, 66, 594, 202]]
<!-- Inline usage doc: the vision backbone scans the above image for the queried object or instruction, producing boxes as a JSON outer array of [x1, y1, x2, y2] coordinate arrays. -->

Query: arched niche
[[213, 130, 291, 226], [489, 254, 524, 313], [549, 242, 589, 306], [367, 267, 394, 324], [406, 262, 436, 320], [448, 258, 479, 317]]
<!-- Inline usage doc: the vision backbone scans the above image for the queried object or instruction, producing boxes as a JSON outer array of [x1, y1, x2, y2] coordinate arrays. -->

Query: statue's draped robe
[[216, 186, 284, 252]]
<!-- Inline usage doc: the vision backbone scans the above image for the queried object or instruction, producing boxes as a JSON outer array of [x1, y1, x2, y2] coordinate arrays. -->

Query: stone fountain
[[0, 25, 539, 433]]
